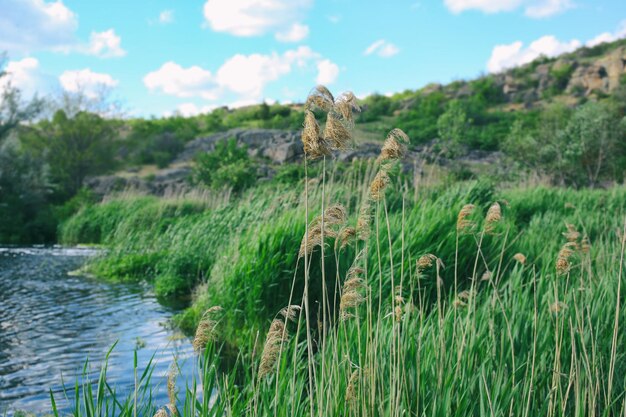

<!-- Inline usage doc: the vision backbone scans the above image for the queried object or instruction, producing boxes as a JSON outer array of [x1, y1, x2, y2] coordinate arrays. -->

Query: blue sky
[[1, 0, 625, 117]]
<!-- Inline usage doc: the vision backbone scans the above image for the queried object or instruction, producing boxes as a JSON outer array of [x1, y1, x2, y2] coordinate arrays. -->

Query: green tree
[[36, 110, 117, 199], [437, 100, 469, 156]]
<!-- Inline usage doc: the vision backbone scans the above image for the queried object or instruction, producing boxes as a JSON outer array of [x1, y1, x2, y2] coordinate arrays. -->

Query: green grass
[[58, 154, 626, 416]]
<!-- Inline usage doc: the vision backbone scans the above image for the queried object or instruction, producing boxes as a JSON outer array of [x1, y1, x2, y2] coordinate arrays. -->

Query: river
[[0, 247, 194, 416]]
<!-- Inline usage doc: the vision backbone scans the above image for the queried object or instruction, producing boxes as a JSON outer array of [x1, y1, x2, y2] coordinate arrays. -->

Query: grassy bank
[[57, 86, 626, 415], [58, 166, 626, 415]]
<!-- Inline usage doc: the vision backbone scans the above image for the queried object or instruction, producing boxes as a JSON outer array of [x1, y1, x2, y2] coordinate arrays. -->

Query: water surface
[[0, 247, 194, 415]]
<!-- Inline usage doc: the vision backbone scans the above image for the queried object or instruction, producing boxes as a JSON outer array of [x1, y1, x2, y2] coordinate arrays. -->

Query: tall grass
[[57, 86, 626, 416]]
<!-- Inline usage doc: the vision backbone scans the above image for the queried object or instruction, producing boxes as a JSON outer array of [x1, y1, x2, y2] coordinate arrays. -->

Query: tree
[[437, 100, 469, 156], [34, 109, 117, 199], [504, 102, 625, 187]]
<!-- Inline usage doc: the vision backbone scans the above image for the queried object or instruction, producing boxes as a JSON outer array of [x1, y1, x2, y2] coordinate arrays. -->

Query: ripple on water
[[0, 247, 194, 416]]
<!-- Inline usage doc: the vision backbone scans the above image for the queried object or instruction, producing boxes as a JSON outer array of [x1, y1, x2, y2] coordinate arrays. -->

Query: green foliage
[[193, 138, 256, 192], [505, 102, 625, 187], [437, 100, 469, 156], [358, 94, 395, 122], [396, 91, 446, 143]]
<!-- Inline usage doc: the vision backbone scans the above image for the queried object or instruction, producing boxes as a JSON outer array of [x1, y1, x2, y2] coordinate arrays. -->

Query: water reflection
[[0, 247, 194, 415]]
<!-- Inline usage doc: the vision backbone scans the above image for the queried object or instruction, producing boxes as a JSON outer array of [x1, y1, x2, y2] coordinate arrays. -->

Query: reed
[[53, 85, 626, 417]]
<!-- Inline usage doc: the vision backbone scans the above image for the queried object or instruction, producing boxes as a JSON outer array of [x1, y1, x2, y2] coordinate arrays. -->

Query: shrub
[[192, 138, 256, 192]]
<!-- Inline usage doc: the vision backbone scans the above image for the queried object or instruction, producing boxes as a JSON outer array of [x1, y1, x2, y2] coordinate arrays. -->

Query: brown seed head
[[334, 91, 360, 124], [513, 253, 526, 265], [258, 319, 288, 379], [563, 223, 581, 243], [305, 85, 334, 112], [416, 254, 438, 272], [457, 204, 476, 233], [550, 301, 568, 314], [278, 305, 301, 322], [345, 369, 359, 404], [378, 128, 409, 162], [167, 363, 178, 416], [337, 227, 357, 249], [302, 110, 331, 160], [192, 306, 223, 352], [485, 202, 502, 234], [356, 201, 372, 241], [324, 112, 352, 150], [370, 169, 390, 201], [153, 409, 168, 417]]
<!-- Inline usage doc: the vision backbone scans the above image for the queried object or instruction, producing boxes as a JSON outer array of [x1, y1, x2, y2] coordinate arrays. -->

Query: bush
[[193, 138, 256, 192]]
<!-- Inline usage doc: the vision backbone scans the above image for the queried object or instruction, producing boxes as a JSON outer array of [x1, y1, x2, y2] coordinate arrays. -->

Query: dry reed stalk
[[324, 112, 352, 150], [305, 85, 334, 112], [337, 226, 357, 249], [356, 201, 372, 241], [513, 253, 527, 265], [581, 235, 591, 253], [485, 202, 502, 234], [378, 128, 409, 162], [416, 253, 439, 273], [258, 306, 300, 379], [345, 369, 360, 404], [549, 301, 568, 314], [334, 92, 360, 124], [192, 306, 223, 352], [302, 109, 331, 160], [153, 408, 168, 417], [457, 204, 476, 233], [370, 169, 390, 201], [340, 253, 367, 321], [481, 270, 492, 281], [167, 363, 178, 416], [556, 242, 576, 275], [298, 204, 347, 257]]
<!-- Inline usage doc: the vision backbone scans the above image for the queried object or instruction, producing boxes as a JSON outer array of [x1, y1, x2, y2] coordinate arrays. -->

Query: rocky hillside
[[86, 39, 626, 197]]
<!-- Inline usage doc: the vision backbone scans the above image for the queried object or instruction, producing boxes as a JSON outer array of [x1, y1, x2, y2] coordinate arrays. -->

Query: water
[[0, 247, 195, 415]]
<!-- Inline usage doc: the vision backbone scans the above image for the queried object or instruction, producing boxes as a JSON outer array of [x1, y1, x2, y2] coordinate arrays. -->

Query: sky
[[0, 0, 625, 118]]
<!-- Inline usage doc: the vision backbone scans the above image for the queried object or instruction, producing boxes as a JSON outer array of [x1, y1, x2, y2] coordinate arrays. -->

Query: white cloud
[[586, 20, 626, 47], [144, 62, 216, 99], [159, 10, 174, 24], [487, 21, 626, 73], [59, 69, 119, 99], [203, 0, 311, 38], [0, 0, 77, 54], [82, 29, 126, 58], [0, 1, 126, 58], [364, 40, 400, 58], [316, 59, 339, 85], [144, 46, 337, 103], [0, 57, 42, 96], [487, 35, 581, 72], [444, 0, 572, 18], [275, 23, 309, 42], [174, 102, 217, 117]]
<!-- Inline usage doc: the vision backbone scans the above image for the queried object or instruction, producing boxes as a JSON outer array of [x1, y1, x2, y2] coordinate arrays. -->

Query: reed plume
[[302, 109, 331, 160], [556, 242, 576, 275], [378, 128, 409, 162], [337, 226, 356, 249], [334, 92, 360, 124], [258, 306, 300, 379], [563, 223, 581, 246], [416, 254, 439, 273], [550, 301, 568, 314], [513, 253, 527, 265], [340, 252, 367, 321], [356, 201, 372, 241], [192, 306, 223, 352], [345, 369, 360, 404], [324, 111, 352, 150], [153, 408, 168, 417], [457, 204, 476, 232], [299, 204, 347, 257], [485, 202, 502, 234], [370, 169, 390, 201], [305, 85, 334, 112], [167, 363, 178, 416]]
